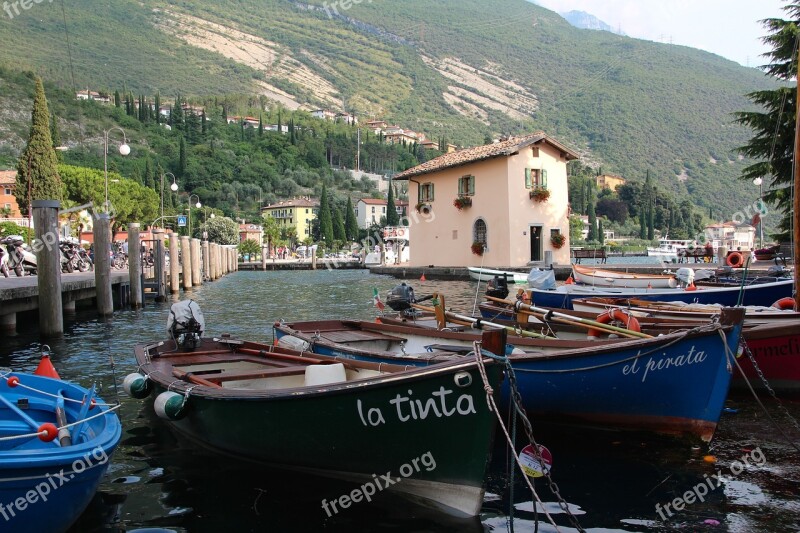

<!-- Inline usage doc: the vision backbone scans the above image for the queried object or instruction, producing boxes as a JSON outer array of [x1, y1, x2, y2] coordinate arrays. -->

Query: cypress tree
[[639, 209, 646, 239], [178, 136, 187, 178], [647, 192, 655, 240], [587, 187, 597, 241], [332, 203, 346, 243], [277, 111, 281, 134], [114, 90, 121, 108], [144, 157, 155, 190], [15, 77, 62, 214], [201, 110, 207, 135], [344, 196, 358, 241], [386, 180, 399, 225], [50, 112, 62, 162], [318, 184, 334, 244], [154, 92, 161, 122], [598, 219, 605, 244], [258, 114, 263, 136]]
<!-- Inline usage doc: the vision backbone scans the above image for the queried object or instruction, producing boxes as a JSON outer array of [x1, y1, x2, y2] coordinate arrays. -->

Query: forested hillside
[[0, 0, 780, 219]]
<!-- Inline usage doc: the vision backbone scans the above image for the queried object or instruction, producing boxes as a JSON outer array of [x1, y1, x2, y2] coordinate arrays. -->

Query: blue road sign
[[177, 215, 187, 227]]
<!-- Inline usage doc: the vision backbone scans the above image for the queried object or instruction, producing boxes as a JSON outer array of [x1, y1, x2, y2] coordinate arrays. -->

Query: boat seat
[[320, 330, 405, 344], [174, 366, 309, 387], [305, 363, 347, 386]]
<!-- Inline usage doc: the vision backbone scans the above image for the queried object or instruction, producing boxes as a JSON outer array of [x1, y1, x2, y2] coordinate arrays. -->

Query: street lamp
[[202, 208, 215, 240], [753, 177, 764, 248], [160, 172, 178, 227], [188, 194, 201, 237], [103, 126, 130, 212]]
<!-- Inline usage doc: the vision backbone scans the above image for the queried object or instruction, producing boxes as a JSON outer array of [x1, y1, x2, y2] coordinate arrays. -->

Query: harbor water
[[1, 270, 798, 532]]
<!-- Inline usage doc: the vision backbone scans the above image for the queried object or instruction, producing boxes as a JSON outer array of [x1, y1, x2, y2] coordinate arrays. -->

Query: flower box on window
[[529, 187, 550, 202], [453, 196, 472, 210], [415, 202, 432, 214], [471, 242, 485, 256], [550, 233, 566, 249]]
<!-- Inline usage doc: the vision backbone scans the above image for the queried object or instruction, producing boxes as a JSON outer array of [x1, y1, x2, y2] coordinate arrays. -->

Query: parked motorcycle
[[60, 238, 92, 273], [1, 235, 37, 276]]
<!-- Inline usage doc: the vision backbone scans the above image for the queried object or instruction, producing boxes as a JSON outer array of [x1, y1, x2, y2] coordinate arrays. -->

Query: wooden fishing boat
[[0, 360, 121, 533], [274, 308, 746, 442], [528, 277, 794, 309], [570, 297, 800, 393], [130, 331, 504, 517], [467, 267, 528, 283], [571, 263, 677, 288]]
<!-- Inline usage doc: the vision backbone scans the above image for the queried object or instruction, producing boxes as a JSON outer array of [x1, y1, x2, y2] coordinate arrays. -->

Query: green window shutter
[[417, 183, 422, 201], [524, 168, 531, 188], [430, 183, 434, 201], [469, 176, 475, 195], [542, 169, 548, 189], [458, 178, 464, 195]]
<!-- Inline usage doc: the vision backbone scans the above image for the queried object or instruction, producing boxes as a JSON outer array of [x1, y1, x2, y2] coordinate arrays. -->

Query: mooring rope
[[0, 404, 121, 443]]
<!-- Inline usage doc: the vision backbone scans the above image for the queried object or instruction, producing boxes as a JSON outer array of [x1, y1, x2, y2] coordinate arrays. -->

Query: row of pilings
[[33, 201, 238, 337]]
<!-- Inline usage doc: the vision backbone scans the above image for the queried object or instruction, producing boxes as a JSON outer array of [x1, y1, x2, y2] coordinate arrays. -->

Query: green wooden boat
[[130, 336, 504, 517]]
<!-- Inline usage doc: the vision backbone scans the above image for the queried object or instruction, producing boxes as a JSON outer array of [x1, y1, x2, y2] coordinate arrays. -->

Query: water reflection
[[0, 270, 797, 532]]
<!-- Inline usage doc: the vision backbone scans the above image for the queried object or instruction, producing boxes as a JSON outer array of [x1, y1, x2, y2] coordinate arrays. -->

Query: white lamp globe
[[753, 177, 762, 186], [210, 213, 215, 218], [170, 182, 178, 192], [196, 202, 202, 208], [119, 143, 131, 156]]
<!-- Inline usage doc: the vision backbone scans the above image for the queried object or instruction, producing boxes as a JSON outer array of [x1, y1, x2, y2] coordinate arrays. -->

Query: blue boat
[[274, 308, 745, 442], [529, 278, 793, 309], [0, 365, 121, 533]]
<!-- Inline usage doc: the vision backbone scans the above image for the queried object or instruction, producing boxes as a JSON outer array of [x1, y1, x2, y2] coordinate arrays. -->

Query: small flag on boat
[[420, 273, 426, 281], [373, 288, 385, 311]]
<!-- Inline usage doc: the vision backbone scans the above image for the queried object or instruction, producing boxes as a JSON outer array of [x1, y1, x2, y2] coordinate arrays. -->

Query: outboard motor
[[386, 283, 416, 313], [167, 300, 205, 351], [767, 265, 789, 278], [675, 267, 695, 287], [486, 275, 509, 299]]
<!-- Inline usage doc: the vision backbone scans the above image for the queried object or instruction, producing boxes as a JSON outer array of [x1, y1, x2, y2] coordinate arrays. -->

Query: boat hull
[[467, 267, 528, 283], [0, 373, 121, 533], [276, 313, 745, 442], [571, 264, 677, 289], [735, 327, 800, 393], [530, 279, 794, 309], [138, 343, 503, 517]]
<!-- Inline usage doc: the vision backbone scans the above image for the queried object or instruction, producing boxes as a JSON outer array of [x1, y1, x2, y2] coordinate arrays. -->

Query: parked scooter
[[1, 235, 37, 276], [0, 242, 9, 277], [59, 237, 92, 273]]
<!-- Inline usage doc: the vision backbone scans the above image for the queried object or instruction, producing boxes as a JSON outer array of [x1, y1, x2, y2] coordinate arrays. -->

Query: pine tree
[[50, 112, 62, 162], [318, 184, 334, 244], [15, 77, 62, 213], [344, 196, 358, 241], [386, 180, 399, 225]]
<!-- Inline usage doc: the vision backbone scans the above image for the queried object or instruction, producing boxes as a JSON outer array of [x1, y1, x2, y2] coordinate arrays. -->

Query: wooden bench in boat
[[571, 248, 607, 264], [175, 365, 311, 387], [318, 328, 406, 345]]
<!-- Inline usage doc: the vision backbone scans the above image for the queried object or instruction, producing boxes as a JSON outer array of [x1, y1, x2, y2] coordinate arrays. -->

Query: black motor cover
[[386, 283, 416, 311], [486, 275, 509, 299]]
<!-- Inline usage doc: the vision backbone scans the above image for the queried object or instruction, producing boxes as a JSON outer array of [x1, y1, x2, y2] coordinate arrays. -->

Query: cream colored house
[[393, 132, 578, 267]]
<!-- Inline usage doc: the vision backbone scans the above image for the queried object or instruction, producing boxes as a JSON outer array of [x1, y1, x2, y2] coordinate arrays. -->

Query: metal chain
[[503, 358, 586, 532], [742, 341, 800, 433]]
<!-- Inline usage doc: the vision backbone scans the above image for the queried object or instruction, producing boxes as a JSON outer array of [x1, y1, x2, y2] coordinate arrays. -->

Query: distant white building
[[355, 198, 388, 229]]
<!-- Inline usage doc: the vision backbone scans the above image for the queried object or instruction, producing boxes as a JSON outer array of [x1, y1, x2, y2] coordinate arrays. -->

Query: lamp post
[[103, 127, 130, 213], [160, 172, 178, 228], [753, 177, 764, 248], [203, 209, 214, 240], [188, 194, 201, 237]]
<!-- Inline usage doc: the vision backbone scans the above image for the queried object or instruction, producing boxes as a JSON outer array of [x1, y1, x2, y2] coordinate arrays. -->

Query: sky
[[532, 0, 787, 67]]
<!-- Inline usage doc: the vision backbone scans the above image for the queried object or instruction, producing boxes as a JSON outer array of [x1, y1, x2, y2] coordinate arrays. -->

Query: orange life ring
[[771, 297, 797, 311], [397, 229, 405, 237], [588, 309, 641, 338], [726, 251, 743, 268]]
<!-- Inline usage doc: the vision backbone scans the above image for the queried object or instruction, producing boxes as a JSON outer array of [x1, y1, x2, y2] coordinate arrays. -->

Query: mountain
[[0, 0, 778, 218], [561, 10, 621, 34]]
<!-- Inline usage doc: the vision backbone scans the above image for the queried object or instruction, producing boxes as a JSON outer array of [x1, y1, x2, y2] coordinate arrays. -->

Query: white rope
[[474, 343, 563, 531], [10, 381, 115, 407]]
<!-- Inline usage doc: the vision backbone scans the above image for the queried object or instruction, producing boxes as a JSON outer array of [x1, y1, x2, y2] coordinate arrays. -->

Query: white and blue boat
[[274, 307, 745, 442], [0, 361, 121, 533]]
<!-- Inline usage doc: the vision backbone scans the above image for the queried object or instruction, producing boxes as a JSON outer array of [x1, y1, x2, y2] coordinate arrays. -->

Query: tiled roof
[[358, 198, 387, 205], [263, 198, 319, 209], [0, 170, 16, 184], [393, 132, 579, 180]]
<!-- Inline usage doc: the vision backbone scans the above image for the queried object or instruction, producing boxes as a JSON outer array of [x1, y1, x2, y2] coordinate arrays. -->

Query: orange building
[[0, 171, 23, 219]]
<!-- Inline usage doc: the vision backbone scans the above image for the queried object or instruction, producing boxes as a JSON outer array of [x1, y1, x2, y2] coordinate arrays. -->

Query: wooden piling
[[152, 228, 167, 301], [128, 223, 143, 308], [181, 236, 193, 290], [169, 233, 180, 293], [202, 240, 210, 280], [93, 212, 114, 317], [191, 238, 202, 286], [262, 245, 267, 271], [33, 200, 63, 335]]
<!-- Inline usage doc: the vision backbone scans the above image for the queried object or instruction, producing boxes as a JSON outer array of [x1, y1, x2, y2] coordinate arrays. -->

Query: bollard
[[262, 245, 267, 271], [33, 200, 63, 336], [211, 243, 218, 280], [717, 245, 728, 265], [128, 223, 143, 308], [202, 240, 210, 281], [311, 248, 317, 270], [191, 238, 202, 286], [181, 236, 193, 290], [169, 233, 180, 294], [93, 213, 114, 317]]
